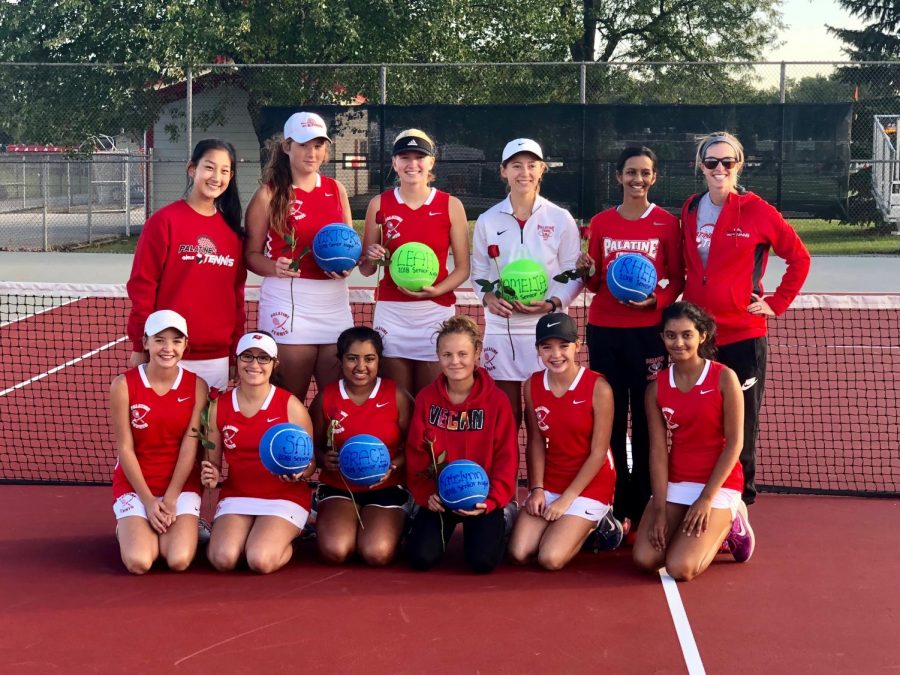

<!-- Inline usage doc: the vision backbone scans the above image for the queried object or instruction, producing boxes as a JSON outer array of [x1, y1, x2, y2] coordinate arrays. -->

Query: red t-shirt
[[265, 175, 345, 280], [529, 367, 615, 504], [376, 188, 456, 306], [656, 360, 743, 491], [112, 365, 201, 499], [216, 385, 312, 509], [585, 204, 683, 328], [318, 378, 404, 492]]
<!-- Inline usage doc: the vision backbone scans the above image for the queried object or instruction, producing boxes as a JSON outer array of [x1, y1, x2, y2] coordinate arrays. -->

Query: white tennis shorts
[[214, 496, 309, 529], [481, 332, 543, 382], [373, 300, 454, 362], [666, 481, 742, 518], [113, 491, 201, 520], [181, 357, 229, 391], [258, 277, 353, 345], [543, 489, 611, 524]]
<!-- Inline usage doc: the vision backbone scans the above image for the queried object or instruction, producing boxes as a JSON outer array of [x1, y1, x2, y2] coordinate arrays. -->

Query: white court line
[[0, 297, 78, 328], [659, 568, 706, 675], [0, 336, 128, 397]]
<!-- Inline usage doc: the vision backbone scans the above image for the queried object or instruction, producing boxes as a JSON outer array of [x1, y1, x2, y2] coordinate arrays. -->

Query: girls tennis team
[[114, 113, 810, 579]]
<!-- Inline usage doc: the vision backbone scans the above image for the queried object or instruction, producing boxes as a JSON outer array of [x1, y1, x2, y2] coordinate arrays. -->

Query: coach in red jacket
[[681, 132, 810, 505]]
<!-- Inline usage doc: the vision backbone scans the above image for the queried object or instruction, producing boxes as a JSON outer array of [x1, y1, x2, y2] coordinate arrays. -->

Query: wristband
[[528, 486, 544, 493], [545, 297, 561, 313]]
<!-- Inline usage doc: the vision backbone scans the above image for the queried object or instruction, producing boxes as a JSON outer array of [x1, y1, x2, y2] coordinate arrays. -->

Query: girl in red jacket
[[633, 302, 754, 581], [405, 316, 518, 573], [582, 146, 683, 532], [244, 112, 354, 402], [127, 140, 246, 391], [681, 132, 810, 505]]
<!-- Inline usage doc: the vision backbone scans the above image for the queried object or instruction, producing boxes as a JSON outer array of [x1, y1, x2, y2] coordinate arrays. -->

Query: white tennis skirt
[[258, 277, 353, 345], [543, 489, 611, 524], [481, 332, 543, 382], [373, 300, 454, 362], [667, 481, 742, 518], [113, 491, 201, 520], [214, 496, 309, 529], [181, 357, 229, 391]]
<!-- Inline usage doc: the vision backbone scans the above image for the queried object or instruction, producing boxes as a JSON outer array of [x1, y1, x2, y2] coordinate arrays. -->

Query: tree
[[829, 0, 900, 97]]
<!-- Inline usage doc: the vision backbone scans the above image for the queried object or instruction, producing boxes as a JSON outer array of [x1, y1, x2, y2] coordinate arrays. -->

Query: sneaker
[[198, 518, 212, 546], [725, 500, 755, 562], [585, 512, 625, 552], [503, 501, 519, 538]]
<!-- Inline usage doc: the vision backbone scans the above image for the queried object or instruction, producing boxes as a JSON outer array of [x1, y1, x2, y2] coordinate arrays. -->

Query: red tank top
[[656, 360, 743, 491], [264, 175, 344, 279], [529, 367, 615, 503], [318, 378, 404, 492], [112, 365, 201, 499], [215, 385, 312, 508], [377, 188, 456, 306]]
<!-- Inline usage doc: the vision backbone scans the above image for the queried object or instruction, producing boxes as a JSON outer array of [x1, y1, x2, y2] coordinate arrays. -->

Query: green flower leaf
[[475, 278, 498, 293]]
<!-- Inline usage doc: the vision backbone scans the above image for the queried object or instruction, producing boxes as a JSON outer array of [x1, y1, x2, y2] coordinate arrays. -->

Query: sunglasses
[[701, 157, 738, 170], [238, 352, 274, 365]]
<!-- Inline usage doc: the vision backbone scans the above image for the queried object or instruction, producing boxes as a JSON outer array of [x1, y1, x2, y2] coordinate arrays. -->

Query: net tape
[[1, 283, 897, 496]]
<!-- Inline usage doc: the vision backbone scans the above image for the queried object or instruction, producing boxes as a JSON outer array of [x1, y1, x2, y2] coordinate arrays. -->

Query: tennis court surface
[[1, 283, 898, 673]]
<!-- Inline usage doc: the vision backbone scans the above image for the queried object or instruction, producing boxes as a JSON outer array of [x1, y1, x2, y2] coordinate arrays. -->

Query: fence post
[[66, 160, 71, 213], [775, 62, 786, 210], [87, 159, 93, 244], [580, 62, 586, 104], [380, 65, 387, 105], [186, 65, 193, 160], [124, 150, 131, 237], [21, 155, 26, 211], [779, 61, 786, 104], [42, 158, 49, 251]]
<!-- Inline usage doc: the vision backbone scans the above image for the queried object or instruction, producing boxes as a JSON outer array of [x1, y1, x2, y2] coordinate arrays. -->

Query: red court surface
[[1, 486, 897, 674]]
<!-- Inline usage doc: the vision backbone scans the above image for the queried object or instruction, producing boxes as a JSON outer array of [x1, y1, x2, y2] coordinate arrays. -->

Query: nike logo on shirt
[[177, 396, 190, 403], [267, 417, 280, 423], [700, 389, 715, 395], [376, 402, 389, 408], [496, 230, 508, 236], [573, 399, 586, 405], [429, 211, 442, 216]]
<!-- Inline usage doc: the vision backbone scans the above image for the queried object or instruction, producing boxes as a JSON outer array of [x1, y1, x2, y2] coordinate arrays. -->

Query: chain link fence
[[1, 61, 897, 250]]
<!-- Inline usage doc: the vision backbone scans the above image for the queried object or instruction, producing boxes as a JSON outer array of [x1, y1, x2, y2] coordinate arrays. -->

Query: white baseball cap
[[502, 138, 544, 163], [284, 112, 331, 144], [236, 332, 278, 359], [144, 309, 188, 337]]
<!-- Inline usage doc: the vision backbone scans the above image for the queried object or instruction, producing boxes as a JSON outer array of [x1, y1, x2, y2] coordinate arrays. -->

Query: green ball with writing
[[389, 242, 440, 291], [500, 258, 549, 304]]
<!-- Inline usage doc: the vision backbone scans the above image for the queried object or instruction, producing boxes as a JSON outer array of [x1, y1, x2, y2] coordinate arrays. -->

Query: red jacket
[[680, 190, 810, 346], [127, 200, 247, 360], [405, 368, 518, 512]]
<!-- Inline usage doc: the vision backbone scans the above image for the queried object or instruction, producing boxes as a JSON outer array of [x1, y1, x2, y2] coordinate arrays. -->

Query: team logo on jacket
[[726, 227, 750, 239], [130, 403, 151, 429], [661, 407, 679, 430], [535, 406, 550, 432], [222, 425, 239, 450], [290, 199, 306, 222], [604, 238, 660, 259], [428, 405, 484, 431], [482, 347, 498, 371], [536, 223, 555, 241], [178, 235, 234, 266]]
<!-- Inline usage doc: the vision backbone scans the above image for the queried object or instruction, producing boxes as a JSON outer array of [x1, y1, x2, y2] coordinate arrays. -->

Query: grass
[[74, 219, 899, 256]]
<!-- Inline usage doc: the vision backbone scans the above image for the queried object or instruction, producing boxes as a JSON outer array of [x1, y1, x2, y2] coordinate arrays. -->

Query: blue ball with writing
[[312, 223, 362, 274], [606, 253, 658, 303], [259, 423, 313, 476], [438, 459, 490, 511], [339, 434, 391, 487]]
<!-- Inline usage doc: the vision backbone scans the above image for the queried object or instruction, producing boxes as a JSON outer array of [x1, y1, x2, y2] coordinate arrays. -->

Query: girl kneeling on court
[[633, 302, 755, 582], [201, 332, 315, 574], [310, 326, 414, 566], [405, 316, 519, 573], [508, 313, 620, 571], [111, 310, 207, 575]]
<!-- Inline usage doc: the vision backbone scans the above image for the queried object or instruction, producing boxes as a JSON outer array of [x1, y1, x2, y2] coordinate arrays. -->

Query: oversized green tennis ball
[[389, 242, 440, 291], [501, 258, 549, 304]]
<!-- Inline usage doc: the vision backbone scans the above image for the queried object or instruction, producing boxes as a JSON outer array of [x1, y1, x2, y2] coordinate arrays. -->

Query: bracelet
[[528, 486, 544, 493], [545, 298, 560, 313]]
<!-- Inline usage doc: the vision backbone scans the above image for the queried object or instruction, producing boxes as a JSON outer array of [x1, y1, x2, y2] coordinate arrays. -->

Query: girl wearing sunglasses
[[680, 131, 810, 508]]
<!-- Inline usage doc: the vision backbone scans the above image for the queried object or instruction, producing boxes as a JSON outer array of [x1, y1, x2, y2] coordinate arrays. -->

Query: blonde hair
[[695, 132, 744, 175], [392, 128, 436, 183], [261, 134, 331, 238], [435, 315, 483, 354]]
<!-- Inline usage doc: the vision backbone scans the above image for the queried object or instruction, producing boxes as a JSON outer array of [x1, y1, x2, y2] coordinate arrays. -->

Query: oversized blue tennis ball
[[312, 223, 362, 273], [259, 423, 313, 476], [500, 258, 549, 304], [389, 242, 439, 291], [338, 434, 392, 487], [438, 459, 490, 510], [606, 253, 657, 303]]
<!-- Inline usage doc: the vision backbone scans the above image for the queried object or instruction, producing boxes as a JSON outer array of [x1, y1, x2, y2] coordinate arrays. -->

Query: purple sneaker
[[726, 501, 755, 563]]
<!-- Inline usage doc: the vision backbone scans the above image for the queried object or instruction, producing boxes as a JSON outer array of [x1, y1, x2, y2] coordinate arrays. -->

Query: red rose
[[375, 210, 384, 225], [208, 387, 220, 401], [579, 226, 591, 240], [487, 244, 500, 259]]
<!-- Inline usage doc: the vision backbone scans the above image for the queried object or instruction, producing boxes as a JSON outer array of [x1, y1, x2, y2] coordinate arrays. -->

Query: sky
[[764, 0, 866, 62]]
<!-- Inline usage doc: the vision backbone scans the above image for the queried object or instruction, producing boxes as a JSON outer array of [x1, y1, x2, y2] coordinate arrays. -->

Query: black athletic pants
[[717, 336, 768, 505], [406, 507, 506, 574], [586, 324, 666, 525]]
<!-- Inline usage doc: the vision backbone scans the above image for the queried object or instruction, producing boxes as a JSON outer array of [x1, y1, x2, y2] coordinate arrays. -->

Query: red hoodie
[[127, 200, 247, 360], [681, 190, 810, 346], [406, 368, 518, 512]]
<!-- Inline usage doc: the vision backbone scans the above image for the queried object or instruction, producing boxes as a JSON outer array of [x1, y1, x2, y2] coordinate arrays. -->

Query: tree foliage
[[829, 0, 900, 97]]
